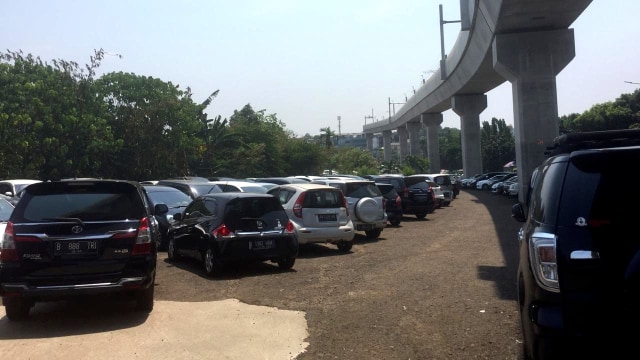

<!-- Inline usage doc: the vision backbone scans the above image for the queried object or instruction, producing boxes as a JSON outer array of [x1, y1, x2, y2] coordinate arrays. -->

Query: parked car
[[143, 184, 193, 250], [267, 183, 354, 251], [475, 173, 516, 191], [426, 180, 445, 208], [210, 180, 276, 193], [375, 183, 403, 226], [511, 129, 640, 359], [466, 172, 509, 189], [0, 197, 14, 236], [251, 177, 309, 185], [0, 179, 41, 205], [310, 178, 387, 238], [156, 179, 222, 199], [419, 174, 454, 206], [507, 181, 518, 197], [401, 175, 438, 217], [167, 192, 298, 276], [0, 179, 167, 320]]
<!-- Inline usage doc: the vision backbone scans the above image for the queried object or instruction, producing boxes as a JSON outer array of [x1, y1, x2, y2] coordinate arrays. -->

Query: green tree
[[438, 127, 462, 171], [480, 118, 515, 172]]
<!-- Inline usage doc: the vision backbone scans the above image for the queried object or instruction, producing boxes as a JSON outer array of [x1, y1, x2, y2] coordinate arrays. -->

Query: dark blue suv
[[512, 129, 640, 359]]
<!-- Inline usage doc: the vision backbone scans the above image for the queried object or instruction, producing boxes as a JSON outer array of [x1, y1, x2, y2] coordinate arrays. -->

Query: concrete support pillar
[[397, 127, 409, 159], [382, 130, 392, 162], [451, 94, 487, 178], [493, 29, 575, 202], [406, 121, 422, 156], [365, 133, 374, 153], [421, 113, 443, 173]]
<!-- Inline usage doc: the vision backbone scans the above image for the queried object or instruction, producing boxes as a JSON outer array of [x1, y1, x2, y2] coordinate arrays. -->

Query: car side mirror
[[154, 203, 169, 215], [511, 203, 526, 222]]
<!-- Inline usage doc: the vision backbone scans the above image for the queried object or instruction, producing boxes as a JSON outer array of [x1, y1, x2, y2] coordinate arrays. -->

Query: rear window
[[376, 177, 404, 191], [432, 175, 451, 186], [17, 182, 145, 221], [344, 182, 382, 198], [303, 190, 343, 208]]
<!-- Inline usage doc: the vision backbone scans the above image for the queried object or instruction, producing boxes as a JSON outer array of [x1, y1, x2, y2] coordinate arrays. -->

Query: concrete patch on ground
[[0, 299, 309, 359]]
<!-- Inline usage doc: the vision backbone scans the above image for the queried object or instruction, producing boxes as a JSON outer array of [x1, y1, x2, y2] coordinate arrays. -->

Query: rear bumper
[[1, 274, 153, 300], [296, 226, 355, 244]]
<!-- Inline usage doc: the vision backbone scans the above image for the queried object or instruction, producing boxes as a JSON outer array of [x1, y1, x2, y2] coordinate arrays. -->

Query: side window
[[184, 199, 209, 219], [204, 198, 218, 217], [0, 183, 13, 196], [530, 162, 564, 225]]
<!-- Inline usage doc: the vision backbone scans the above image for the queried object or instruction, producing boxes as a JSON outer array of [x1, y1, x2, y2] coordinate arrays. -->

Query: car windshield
[[147, 189, 192, 208]]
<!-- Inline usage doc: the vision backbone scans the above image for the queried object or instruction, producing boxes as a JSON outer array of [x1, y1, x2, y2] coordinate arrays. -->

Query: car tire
[[389, 218, 401, 226], [135, 281, 155, 312], [167, 235, 180, 261], [204, 246, 223, 276], [365, 229, 382, 239], [277, 256, 296, 270], [415, 213, 427, 219], [4, 298, 31, 321], [336, 241, 353, 252], [354, 197, 379, 223]]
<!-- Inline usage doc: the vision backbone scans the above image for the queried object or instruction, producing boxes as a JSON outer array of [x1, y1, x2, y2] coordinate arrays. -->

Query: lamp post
[[439, 4, 461, 80]]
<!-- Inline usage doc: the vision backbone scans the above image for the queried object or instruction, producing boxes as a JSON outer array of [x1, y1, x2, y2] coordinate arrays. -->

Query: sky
[[2, 1, 640, 137]]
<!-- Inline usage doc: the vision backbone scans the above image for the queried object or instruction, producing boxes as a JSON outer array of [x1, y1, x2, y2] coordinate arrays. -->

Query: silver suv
[[311, 178, 387, 239], [268, 183, 355, 251]]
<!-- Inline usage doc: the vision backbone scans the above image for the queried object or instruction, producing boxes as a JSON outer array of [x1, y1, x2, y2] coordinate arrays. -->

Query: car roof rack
[[545, 129, 640, 157]]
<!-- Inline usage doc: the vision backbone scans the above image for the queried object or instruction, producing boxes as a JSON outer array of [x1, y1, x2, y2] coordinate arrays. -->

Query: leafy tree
[[480, 118, 515, 172], [330, 147, 377, 175], [0, 49, 116, 180], [96, 72, 203, 180], [438, 127, 462, 171], [320, 127, 335, 148], [402, 155, 430, 174]]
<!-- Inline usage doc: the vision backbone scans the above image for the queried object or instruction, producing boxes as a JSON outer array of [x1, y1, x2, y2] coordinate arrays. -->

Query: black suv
[[0, 179, 167, 320], [512, 129, 640, 358]]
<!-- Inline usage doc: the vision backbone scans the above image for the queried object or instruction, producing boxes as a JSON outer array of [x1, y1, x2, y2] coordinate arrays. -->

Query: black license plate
[[54, 241, 98, 255], [249, 239, 275, 250], [356, 223, 376, 231], [318, 213, 337, 222]]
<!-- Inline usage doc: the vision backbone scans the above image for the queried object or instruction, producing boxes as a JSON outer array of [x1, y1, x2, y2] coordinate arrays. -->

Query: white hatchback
[[267, 183, 355, 251]]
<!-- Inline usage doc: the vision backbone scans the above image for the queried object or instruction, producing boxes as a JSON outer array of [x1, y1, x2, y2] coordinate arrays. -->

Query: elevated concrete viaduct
[[362, 0, 592, 202]]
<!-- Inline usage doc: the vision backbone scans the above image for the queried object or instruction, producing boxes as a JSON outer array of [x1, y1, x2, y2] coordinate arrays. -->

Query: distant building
[[335, 133, 367, 150]]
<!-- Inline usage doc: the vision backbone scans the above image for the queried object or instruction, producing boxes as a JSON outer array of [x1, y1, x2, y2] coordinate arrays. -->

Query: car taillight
[[382, 197, 387, 209], [403, 187, 409, 198], [132, 217, 152, 255], [342, 193, 349, 217], [0, 221, 18, 262], [293, 192, 306, 218], [395, 195, 401, 207], [529, 232, 559, 292], [285, 220, 295, 233], [212, 224, 234, 238]]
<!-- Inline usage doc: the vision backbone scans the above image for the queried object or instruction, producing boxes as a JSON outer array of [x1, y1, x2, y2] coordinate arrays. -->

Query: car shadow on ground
[[296, 243, 354, 259], [162, 256, 297, 280], [0, 295, 149, 339]]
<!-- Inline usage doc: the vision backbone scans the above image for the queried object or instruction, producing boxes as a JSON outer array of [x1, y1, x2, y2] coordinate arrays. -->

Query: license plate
[[249, 239, 275, 250], [317, 213, 337, 222], [54, 241, 98, 255], [356, 223, 376, 231]]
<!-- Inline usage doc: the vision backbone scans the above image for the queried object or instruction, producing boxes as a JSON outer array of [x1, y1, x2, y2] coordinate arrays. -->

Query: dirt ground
[[155, 189, 525, 360]]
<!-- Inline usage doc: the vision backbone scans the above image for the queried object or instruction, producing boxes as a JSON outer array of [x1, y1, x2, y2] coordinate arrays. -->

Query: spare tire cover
[[355, 197, 379, 223]]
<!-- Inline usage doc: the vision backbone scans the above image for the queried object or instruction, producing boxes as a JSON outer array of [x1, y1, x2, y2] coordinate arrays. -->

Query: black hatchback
[[167, 192, 299, 276], [0, 180, 167, 320]]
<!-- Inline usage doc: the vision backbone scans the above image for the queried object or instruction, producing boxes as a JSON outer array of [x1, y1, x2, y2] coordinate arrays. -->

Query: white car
[[426, 180, 445, 208], [267, 183, 355, 251], [209, 180, 276, 193]]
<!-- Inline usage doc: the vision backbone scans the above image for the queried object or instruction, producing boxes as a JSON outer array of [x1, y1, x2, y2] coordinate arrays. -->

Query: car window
[[303, 190, 342, 208], [0, 198, 13, 220], [433, 176, 451, 186], [184, 198, 210, 219], [408, 180, 429, 190], [146, 189, 191, 207], [22, 191, 143, 221], [191, 184, 222, 197], [344, 183, 381, 198]]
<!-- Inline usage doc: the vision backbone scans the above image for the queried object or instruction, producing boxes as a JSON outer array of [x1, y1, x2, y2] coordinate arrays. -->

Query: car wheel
[[277, 256, 295, 270], [135, 281, 155, 312], [336, 241, 353, 252], [167, 235, 180, 261], [415, 213, 427, 219], [4, 298, 31, 321], [390, 218, 401, 226], [365, 229, 382, 239], [204, 246, 223, 276]]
